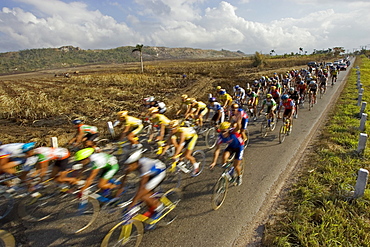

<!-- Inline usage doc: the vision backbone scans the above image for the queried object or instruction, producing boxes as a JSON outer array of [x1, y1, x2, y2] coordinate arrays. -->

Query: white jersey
[[0, 143, 25, 158], [138, 157, 166, 177], [208, 102, 224, 112], [234, 87, 246, 98], [90, 153, 118, 170]]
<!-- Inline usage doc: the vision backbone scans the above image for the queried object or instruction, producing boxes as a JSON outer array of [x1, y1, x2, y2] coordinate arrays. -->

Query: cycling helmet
[[219, 89, 226, 95], [169, 120, 180, 128], [22, 142, 36, 152], [219, 122, 231, 130], [123, 149, 142, 165], [209, 97, 217, 102], [144, 96, 155, 102], [148, 107, 159, 114], [246, 88, 252, 93], [216, 86, 221, 90], [234, 85, 240, 89], [74, 148, 95, 161], [72, 119, 83, 125], [117, 111, 128, 118], [281, 94, 289, 100], [300, 81, 304, 85], [289, 87, 294, 92], [271, 86, 276, 90], [266, 94, 272, 99], [181, 94, 188, 99], [232, 103, 239, 109], [188, 98, 197, 103]]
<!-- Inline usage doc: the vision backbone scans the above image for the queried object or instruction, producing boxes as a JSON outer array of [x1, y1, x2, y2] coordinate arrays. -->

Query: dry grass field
[[0, 56, 326, 146]]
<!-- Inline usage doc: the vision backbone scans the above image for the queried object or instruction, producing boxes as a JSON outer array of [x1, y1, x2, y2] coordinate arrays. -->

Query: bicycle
[[0, 230, 15, 247], [260, 113, 276, 138], [100, 188, 181, 247], [205, 124, 219, 150], [211, 159, 245, 210], [308, 91, 314, 111], [279, 117, 292, 143]]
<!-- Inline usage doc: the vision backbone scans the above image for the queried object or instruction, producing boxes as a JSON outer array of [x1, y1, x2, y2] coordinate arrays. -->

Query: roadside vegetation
[[263, 55, 370, 246]]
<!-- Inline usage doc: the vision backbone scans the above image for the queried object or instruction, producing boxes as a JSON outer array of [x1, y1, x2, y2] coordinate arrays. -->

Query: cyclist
[[246, 88, 259, 121], [143, 96, 167, 114], [296, 80, 307, 103], [287, 87, 300, 119], [319, 74, 327, 95], [28, 147, 72, 183], [278, 94, 295, 132], [184, 98, 208, 127], [68, 119, 99, 148], [209, 122, 244, 186], [281, 75, 291, 93], [259, 94, 277, 124], [233, 85, 246, 104], [307, 77, 318, 104], [176, 94, 191, 116], [230, 103, 249, 142], [218, 89, 233, 117], [205, 97, 225, 125], [75, 148, 120, 195], [162, 120, 200, 175], [123, 149, 166, 224], [148, 107, 171, 142], [115, 111, 143, 147], [330, 67, 338, 85], [0, 142, 36, 175]]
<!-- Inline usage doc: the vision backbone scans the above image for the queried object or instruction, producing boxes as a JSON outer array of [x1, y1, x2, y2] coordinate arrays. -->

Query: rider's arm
[[173, 133, 185, 157], [210, 144, 221, 168]]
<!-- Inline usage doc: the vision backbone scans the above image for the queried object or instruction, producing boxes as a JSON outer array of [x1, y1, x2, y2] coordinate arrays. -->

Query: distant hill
[[0, 45, 246, 74]]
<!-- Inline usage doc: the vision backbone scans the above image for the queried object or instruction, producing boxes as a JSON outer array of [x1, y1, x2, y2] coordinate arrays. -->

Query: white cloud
[[0, 0, 369, 54]]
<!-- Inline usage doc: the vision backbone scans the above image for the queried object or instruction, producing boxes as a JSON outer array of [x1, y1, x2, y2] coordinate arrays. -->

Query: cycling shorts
[[211, 112, 225, 124], [199, 108, 208, 117], [54, 158, 70, 171], [283, 109, 293, 117], [181, 134, 198, 151], [267, 105, 277, 114], [225, 146, 244, 160], [85, 133, 99, 141], [131, 124, 144, 136], [100, 163, 119, 180], [145, 170, 166, 191]]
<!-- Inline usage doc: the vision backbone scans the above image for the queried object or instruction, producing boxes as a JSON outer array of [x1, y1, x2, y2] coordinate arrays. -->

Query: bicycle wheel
[[279, 125, 286, 143], [158, 188, 182, 226], [162, 167, 182, 190], [18, 184, 59, 222], [0, 190, 14, 220], [211, 176, 228, 210], [260, 120, 268, 138], [0, 230, 15, 247], [205, 127, 218, 149], [57, 196, 100, 234], [101, 220, 144, 247], [191, 150, 206, 176]]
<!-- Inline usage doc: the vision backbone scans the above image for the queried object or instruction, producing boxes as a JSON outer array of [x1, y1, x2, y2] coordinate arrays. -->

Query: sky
[[0, 0, 369, 54]]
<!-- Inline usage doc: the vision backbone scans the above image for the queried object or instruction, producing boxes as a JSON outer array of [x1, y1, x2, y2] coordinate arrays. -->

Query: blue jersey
[[217, 132, 244, 149]]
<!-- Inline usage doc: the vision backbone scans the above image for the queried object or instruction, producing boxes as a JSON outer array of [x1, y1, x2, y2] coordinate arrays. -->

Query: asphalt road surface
[[1, 61, 354, 247]]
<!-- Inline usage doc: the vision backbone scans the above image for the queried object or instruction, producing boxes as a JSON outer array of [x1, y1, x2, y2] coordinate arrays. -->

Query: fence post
[[357, 93, 363, 106], [51, 137, 58, 148], [358, 87, 364, 94], [357, 133, 368, 154], [353, 168, 369, 198], [359, 113, 367, 131], [360, 102, 367, 116]]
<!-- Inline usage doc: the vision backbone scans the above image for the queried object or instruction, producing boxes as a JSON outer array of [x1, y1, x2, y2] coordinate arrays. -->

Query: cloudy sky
[[0, 0, 369, 54]]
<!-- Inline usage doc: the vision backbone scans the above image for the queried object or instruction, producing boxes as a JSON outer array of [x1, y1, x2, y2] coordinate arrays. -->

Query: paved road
[[1, 62, 353, 247]]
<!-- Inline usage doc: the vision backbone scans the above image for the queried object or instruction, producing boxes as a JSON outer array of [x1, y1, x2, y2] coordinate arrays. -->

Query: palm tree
[[270, 49, 275, 56], [132, 44, 144, 73], [299, 47, 303, 55]]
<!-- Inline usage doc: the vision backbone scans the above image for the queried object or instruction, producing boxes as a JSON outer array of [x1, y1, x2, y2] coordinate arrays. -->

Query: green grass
[[263, 55, 370, 246]]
